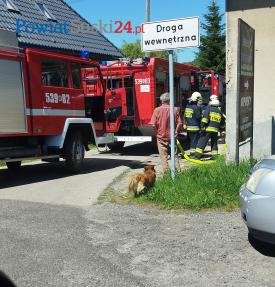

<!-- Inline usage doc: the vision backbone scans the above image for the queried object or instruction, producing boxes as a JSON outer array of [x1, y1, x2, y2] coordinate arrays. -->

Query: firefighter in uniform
[[209, 94, 227, 140], [194, 98, 225, 160], [184, 92, 202, 155]]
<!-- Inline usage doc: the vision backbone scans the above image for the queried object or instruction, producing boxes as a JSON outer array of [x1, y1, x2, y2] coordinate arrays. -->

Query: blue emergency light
[[81, 50, 90, 59]]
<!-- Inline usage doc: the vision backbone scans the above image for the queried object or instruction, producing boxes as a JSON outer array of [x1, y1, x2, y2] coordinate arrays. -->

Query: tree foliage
[[120, 40, 144, 59], [120, 40, 177, 61], [193, 0, 225, 74]]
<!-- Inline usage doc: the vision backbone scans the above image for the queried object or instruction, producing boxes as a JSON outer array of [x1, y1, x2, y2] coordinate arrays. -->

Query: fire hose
[[176, 140, 215, 165]]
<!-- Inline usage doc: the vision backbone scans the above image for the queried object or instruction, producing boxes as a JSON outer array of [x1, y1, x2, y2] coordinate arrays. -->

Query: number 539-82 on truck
[[0, 47, 112, 173]]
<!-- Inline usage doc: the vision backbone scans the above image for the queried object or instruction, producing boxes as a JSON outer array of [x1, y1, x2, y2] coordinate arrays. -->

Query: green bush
[[136, 158, 255, 211]]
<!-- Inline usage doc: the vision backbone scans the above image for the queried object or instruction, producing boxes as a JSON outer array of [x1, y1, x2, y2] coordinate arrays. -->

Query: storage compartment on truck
[[0, 58, 27, 133]]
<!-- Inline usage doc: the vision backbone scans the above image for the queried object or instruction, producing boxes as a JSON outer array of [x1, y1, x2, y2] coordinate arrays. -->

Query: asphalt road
[[0, 143, 275, 287], [0, 143, 158, 207]]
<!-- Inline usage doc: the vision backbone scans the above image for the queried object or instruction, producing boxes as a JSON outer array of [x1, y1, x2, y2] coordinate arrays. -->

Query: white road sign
[[141, 17, 200, 52]]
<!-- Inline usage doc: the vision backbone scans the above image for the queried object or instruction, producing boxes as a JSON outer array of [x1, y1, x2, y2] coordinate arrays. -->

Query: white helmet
[[210, 99, 220, 106], [191, 92, 202, 102], [210, 94, 218, 101]]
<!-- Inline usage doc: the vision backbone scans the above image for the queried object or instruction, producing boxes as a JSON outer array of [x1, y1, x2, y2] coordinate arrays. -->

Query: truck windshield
[[41, 58, 68, 87]]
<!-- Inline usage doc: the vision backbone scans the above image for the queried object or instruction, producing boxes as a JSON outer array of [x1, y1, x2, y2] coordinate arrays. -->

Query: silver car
[[240, 156, 275, 244]]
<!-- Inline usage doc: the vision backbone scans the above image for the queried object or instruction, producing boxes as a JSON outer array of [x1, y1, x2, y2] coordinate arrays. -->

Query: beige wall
[[226, 5, 275, 160]]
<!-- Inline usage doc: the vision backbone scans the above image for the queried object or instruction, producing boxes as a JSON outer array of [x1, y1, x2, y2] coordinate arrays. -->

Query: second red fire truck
[[85, 57, 225, 151]]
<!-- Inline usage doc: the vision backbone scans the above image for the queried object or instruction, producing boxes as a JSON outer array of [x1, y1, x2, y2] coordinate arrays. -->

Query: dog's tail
[[136, 181, 145, 195]]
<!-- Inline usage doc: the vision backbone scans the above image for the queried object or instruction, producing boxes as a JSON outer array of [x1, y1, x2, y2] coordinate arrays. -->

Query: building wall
[[226, 3, 275, 160]]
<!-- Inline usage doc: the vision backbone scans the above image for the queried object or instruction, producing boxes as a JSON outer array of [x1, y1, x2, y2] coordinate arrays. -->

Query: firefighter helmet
[[190, 92, 202, 102], [210, 94, 218, 101], [209, 99, 220, 106]]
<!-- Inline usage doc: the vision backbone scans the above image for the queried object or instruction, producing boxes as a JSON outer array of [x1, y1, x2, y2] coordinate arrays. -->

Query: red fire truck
[[0, 47, 112, 173], [85, 57, 197, 150], [85, 58, 225, 151]]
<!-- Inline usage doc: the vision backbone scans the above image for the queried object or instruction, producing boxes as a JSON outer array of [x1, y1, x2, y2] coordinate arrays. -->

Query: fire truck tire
[[64, 131, 85, 174], [6, 161, 21, 172], [107, 142, 125, 152]]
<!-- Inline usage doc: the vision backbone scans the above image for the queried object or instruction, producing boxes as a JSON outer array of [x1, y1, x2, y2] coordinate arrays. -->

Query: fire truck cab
[[0, 48, 110, 173]]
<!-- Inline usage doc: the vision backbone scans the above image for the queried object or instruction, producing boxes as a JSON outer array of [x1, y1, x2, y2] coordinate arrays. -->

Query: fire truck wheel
[[6, 161, 21, 172], [64, 131, 85, 174], [107, 142, 125, 152]]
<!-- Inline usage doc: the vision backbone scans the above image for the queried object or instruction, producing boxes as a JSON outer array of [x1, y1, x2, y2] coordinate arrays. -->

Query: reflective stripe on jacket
[[184, 104, 201, 132], [201, 106, 224, 133]]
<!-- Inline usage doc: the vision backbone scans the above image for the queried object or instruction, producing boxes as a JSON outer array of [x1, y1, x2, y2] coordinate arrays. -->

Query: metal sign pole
[[250, 28, 255, 161], [145, 0, 150, 58], [169, 50, 175, 180], [236, 19, 241, 165], [141, 17, 200, 178]]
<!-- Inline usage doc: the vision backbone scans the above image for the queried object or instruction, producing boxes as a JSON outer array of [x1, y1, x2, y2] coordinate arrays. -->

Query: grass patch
[[136, 157, 255, 211]]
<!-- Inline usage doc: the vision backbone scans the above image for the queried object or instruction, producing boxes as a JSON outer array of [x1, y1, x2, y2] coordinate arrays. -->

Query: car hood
[[250, 157, 275, 175]]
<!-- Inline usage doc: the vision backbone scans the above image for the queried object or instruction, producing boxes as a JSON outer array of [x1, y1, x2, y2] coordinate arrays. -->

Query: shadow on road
[[103, 142, 159, 156], [0, 157, 145, 190], [101, 139, 190, 156], [0, 142, 159, 189], [248, 234, 275, 257]]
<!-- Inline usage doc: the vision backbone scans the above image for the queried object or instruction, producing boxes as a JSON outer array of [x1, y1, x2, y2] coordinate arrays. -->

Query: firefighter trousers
[[195, 132, 218, 159], [188, 131, 200, 154]]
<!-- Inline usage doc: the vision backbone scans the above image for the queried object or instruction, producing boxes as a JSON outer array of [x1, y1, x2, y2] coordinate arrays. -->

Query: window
[[36, 2, 56, 21], [1, 0, 19, 12], [71, 63, 82, 89], [107, 78, 122, 89], [42, 58, 68, 88]]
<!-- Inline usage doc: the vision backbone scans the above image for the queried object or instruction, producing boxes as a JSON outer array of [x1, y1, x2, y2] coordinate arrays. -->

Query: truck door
[[123, 76, 135, 117], [82, 66, 105, 132], [27, 49, 85, 136], [104, 78, 124, 133], [0, 51, 28, 134], [134, 72, 153, 127]]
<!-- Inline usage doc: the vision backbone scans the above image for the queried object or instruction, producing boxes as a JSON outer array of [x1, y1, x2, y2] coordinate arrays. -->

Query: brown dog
[[128, 165, 156, 195]]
